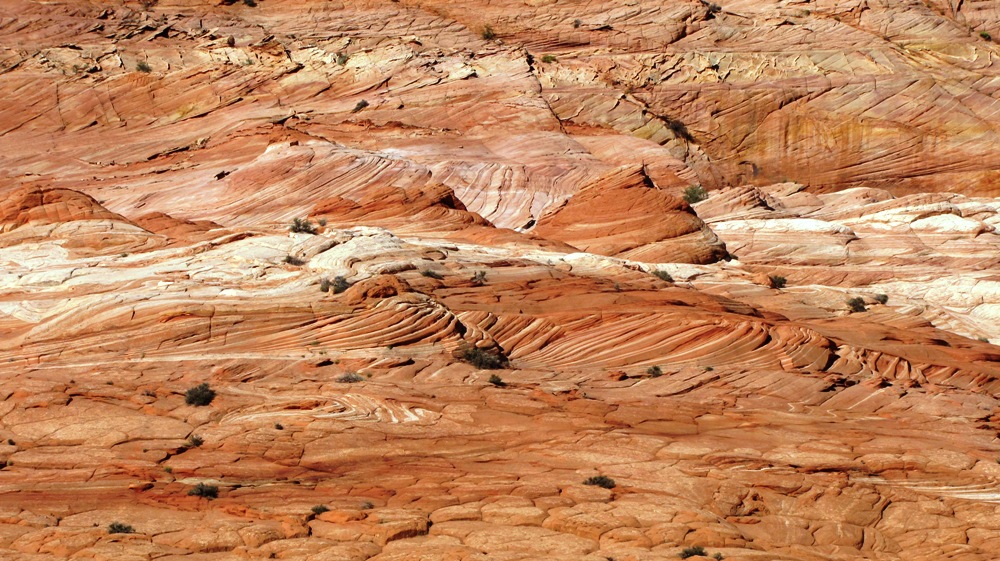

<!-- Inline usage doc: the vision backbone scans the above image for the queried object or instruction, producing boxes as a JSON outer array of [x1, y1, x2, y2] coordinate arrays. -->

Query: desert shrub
[[488, 374, 507, 387], [283, 255, 306, 266], [243, 0, 257, 6], [583, 475, 616, 489], [186, 435, 204, 448], [336, 52, 349, 65], [768, 275, 786, 289], [421, 269, 444, 280], [136, 61, 152, 73], [184, 383, 215, 406], [311, 505, 330, 515], [481, 24, 496, 40], [713, 553, 725, 560], [471, 270, 487, 286], [360, 500, 374, 509], [108, 522, 135, 534], [188, 483, 218, 499], [352, 99, 369, 113], [337, 372, 365, 383], [274, 423, 284, 430], [874, 293, 889, 305], [461, 347, 507, 370], [679, 546, 707, 559], [846, 297, 867, 313], [653, 270, 673, 282], [290, 217, 317, 234], [981, 31, 992, 41], [330, 276, 350, 294], [573, 19, 582, 28], [541, 54, 557, 63], [683, 185, 708, 204], [317, 218, 327, 226], [319, 278, 331, 292], [646, 365, 662, 378]]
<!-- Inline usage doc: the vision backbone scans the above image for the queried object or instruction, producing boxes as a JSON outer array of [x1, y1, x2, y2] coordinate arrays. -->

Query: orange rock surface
[[2, 1, 1000, 561]]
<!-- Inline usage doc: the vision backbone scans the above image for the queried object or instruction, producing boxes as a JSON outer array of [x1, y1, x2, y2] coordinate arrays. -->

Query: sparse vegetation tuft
[[488, 374, 507, 387], [471, 270, 487, 286], [352, 99, 369, 113], [583, 475, 616, 489], [337, 372, 365, 383], [541, 54, 557, 63], [652, 270, 673, 283], [874, 293, 889, 305], [136, 61, 152, 73], [186, 435, 204, 448], [683, 184, 708, 204], [336, 52, 349, 65], [108, 522, 135, 534], [188, 483, 219, 499], [311, 505, 330, 515], [481, 24, 497, 40], [330, 276, 350, 294], [461, 346, 508, 370], [290, 217, 317, 234], [981, 31, 992, 41], [421, 269, 444, 280], [573, 19, 582, 28], [184, 383, 216, 406], [646, 365, 663, 378], [283, 255, 306, 266], [768, 275, 786, 289], [679, 546, 707, 559], [847, 297, 867, 313], [360, 500, 374, 509]]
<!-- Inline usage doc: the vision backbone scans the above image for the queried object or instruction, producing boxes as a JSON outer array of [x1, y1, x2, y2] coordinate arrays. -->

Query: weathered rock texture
[[2, 1, 1000, 560]]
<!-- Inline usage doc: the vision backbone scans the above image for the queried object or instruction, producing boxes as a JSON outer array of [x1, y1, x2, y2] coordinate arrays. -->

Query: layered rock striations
[[2, 1, 1000, 561]]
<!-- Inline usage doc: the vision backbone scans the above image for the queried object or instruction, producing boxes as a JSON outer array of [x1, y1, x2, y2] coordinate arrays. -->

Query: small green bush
[[188, 483, 218, 499], [283, 255, 306, 266], [768, 275, 786, 289], [421, 270, 444, 280], [874, 293, 888, 305], [108, 522, 135, 534], [352, 99, 369, 113], [488, 374, 507, 387], [186, 435, 204, 448], [541, 54, 557, 63], [646, 365, 663, 377], [319, 278, 331, 292], [336, 52, 349, 65], [331, 276, 350, 294], [461, 347, 508, 370], [136, 61, 152, 73], [573, 19, 582, 28], [311, 505, 330, 515], [471, 270, 487, 286], [683, 185, 708, 204], [653, 270, 673, 283], [184, 383, 215, 406], [981, 31, 992, 41], [679, 546, 707, 559], [337, 372, 365, 383], [481, 24, 497, 40], [583, 475, 616, 489], [713, 553, 724, 561], [290, 217, 317, 234], [846, 297, 867, 313]]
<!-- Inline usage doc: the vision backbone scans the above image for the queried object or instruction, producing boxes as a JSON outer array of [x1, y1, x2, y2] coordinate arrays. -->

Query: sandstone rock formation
[[2, 1, 1000, 560]]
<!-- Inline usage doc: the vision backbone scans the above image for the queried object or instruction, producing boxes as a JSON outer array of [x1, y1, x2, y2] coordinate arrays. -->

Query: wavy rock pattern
[[2, 1, 1000, 561]]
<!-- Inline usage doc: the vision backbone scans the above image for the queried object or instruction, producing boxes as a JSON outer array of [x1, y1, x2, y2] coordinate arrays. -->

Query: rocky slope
[[2, 1, 1000, 560]]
